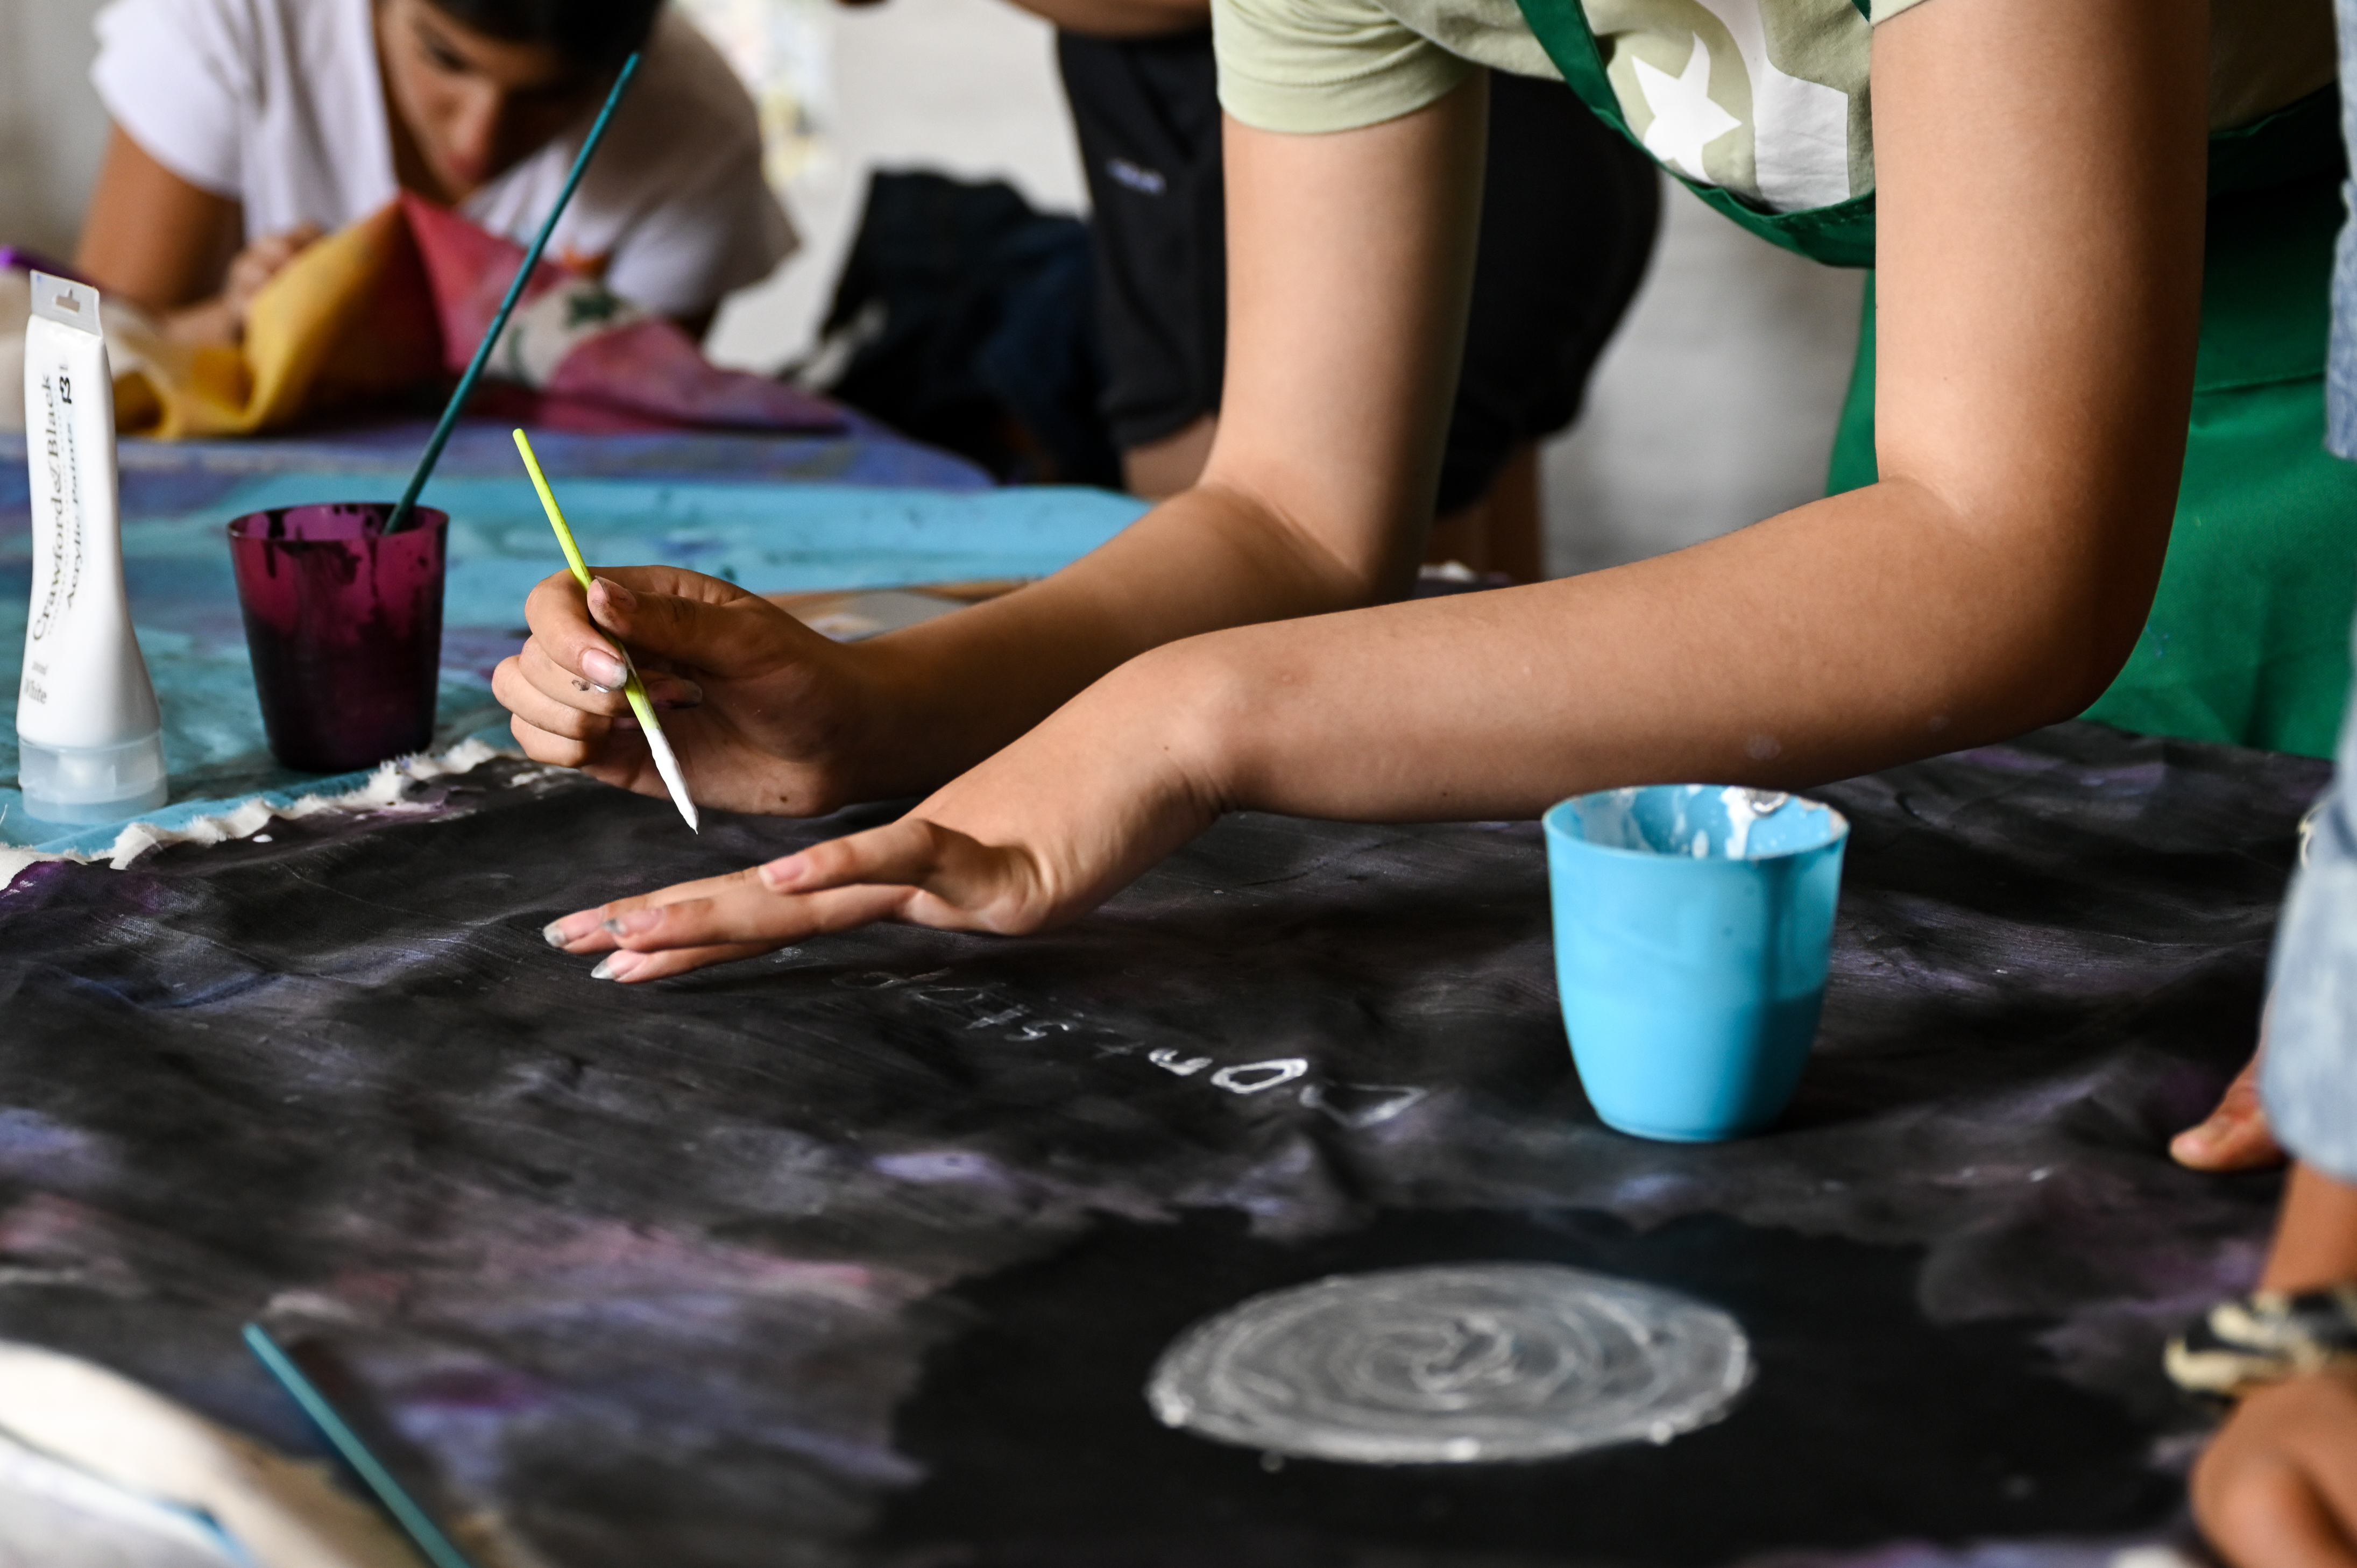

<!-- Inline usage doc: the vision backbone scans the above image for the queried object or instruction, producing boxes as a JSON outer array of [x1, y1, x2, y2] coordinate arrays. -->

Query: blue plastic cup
[[1542, 785, 1849, 1141]]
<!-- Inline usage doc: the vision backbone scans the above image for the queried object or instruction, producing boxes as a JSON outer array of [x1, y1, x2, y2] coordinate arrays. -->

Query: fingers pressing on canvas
[[539, 866, 919, 981], [534, 812, 1059, 983], [586, 942, 776, 984]]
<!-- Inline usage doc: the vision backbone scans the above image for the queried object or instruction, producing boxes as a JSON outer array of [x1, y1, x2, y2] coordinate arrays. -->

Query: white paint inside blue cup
[[1563, 785, 1843, 862]]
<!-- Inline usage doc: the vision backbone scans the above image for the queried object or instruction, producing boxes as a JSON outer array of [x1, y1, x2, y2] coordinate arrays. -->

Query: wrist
[[824, 633, 940, 804], [1124, 634, 1250, 821], [162, 296, 240, 347]]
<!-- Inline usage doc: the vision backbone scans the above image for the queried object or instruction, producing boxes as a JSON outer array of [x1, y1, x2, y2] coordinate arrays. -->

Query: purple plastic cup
[[227, 503, 449, 773]]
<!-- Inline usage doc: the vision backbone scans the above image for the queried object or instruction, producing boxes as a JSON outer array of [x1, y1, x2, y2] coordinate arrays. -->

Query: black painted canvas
[[0, 722, 2320, 1566]]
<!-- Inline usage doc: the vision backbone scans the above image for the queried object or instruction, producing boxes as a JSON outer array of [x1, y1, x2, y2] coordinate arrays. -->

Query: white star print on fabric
[[1633, 35, 1742, 183], [1693, 0, 1854, 210]]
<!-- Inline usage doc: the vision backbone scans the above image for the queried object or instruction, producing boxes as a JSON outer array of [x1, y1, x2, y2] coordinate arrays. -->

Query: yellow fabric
[[111, 202, 438, 441]]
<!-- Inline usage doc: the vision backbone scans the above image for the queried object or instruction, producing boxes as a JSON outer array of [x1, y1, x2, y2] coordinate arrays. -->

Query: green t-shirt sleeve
[[1868, 0, 1934, 19], [1212, 0, 1479, 133]]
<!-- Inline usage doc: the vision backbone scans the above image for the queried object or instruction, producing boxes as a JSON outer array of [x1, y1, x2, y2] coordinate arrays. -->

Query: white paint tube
[[16, 273, 167, 824]]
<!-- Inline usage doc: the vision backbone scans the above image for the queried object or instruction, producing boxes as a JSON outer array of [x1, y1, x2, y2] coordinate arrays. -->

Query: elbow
[[1977, 543, 2162, 735], [1879, 460, 2172, 740], [1187, 476, 1415, 613], [2007, 597, 2147, 729], [2048, 511, 2174, 721], [2006, 656, 2127, 736], [2054, 616, 2146, 721]]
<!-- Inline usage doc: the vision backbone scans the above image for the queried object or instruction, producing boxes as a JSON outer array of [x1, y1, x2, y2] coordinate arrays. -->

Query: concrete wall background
[[1549, 187, 1863, 575], [0, 0, 110, 260], [0, 0, 1860, 574], [707, 0, 1086, 378]]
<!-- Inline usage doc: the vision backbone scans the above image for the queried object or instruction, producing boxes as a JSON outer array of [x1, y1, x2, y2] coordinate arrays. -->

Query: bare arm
[[74, 125, 328, 345], [75, 126, 243, 315], [871, 75, 1483, 775], [1196, 0, 2206, 818], [537, 0, 2219, 974], [496, 80, 1485, 813]]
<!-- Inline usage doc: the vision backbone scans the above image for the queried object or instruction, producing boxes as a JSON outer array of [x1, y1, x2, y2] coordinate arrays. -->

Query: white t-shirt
[[90, 0, 796, 318]]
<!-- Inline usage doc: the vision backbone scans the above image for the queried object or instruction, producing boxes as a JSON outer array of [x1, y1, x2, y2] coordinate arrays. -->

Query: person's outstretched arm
[[537, 0, 2210, 977], [76, 128, 240, 314], [496, 78, 1488, 817], [75, 127, 323, 345]]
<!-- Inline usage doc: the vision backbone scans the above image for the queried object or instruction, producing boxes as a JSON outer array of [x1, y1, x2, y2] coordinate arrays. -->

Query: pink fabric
[[401, 194, 841, 434], [406, 193, 567, 364]]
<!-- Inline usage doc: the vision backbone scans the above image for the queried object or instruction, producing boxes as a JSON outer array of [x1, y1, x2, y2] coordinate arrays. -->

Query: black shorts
[[1057, 30, 1660, 514]]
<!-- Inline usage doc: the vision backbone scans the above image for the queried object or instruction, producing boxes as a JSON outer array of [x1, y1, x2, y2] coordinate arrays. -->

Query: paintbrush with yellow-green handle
[[513, 429, 699, 832]]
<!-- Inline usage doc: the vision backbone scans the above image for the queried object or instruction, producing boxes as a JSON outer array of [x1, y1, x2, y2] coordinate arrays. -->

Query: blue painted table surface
[[0, 422, 1148, 854]]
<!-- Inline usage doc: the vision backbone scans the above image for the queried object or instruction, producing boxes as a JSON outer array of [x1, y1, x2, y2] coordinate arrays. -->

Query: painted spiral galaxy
[[1146, 1262, 1753, 1465]]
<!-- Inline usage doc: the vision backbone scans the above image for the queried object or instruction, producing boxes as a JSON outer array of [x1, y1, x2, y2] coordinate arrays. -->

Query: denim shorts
[[2331, 172, 2357, 459], [2332, 0, 2357, 457], [2261, 0, 2357, 1181]]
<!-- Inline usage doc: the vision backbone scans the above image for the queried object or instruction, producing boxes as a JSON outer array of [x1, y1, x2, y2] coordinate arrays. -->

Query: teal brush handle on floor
[[242, 1322, 482, 1568]]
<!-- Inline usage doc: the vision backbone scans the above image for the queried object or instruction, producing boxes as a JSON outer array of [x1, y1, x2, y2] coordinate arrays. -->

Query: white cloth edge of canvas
[[0, 736, 530, 886]]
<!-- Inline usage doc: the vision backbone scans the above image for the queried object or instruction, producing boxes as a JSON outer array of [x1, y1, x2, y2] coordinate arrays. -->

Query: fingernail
[[581, 649, 625, 689], [591, 952, 645, 981], [543, 913, 598, 947], [602, 909, 662, 937], [591, 577, 638, 614], [758, 854, 805, 891]]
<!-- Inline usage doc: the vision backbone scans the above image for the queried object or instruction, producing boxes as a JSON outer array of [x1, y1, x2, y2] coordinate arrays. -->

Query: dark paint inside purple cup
[[227, 503, 449, 774]]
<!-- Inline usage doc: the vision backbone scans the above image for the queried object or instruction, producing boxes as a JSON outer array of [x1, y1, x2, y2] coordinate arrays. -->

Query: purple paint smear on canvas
[[0, 722, 2325, 1564]]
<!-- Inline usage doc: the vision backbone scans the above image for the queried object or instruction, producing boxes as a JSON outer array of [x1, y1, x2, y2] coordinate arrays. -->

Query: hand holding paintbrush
[[496, 556, 896, 831], [514, 430, 700, 832]]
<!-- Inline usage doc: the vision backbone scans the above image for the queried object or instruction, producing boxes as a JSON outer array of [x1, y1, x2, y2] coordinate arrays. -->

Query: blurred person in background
[[844, 0, 1661, 577], [72, 0, 792, 344]]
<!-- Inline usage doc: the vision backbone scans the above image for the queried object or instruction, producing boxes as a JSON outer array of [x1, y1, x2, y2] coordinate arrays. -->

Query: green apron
[[1514, 0, 2357, 757]]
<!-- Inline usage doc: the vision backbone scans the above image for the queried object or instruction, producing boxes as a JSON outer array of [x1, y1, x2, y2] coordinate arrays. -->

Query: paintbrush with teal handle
[[513, 428, 700, 832], [242, 1322, 482, 1568], [384, 50, 643, 534]]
